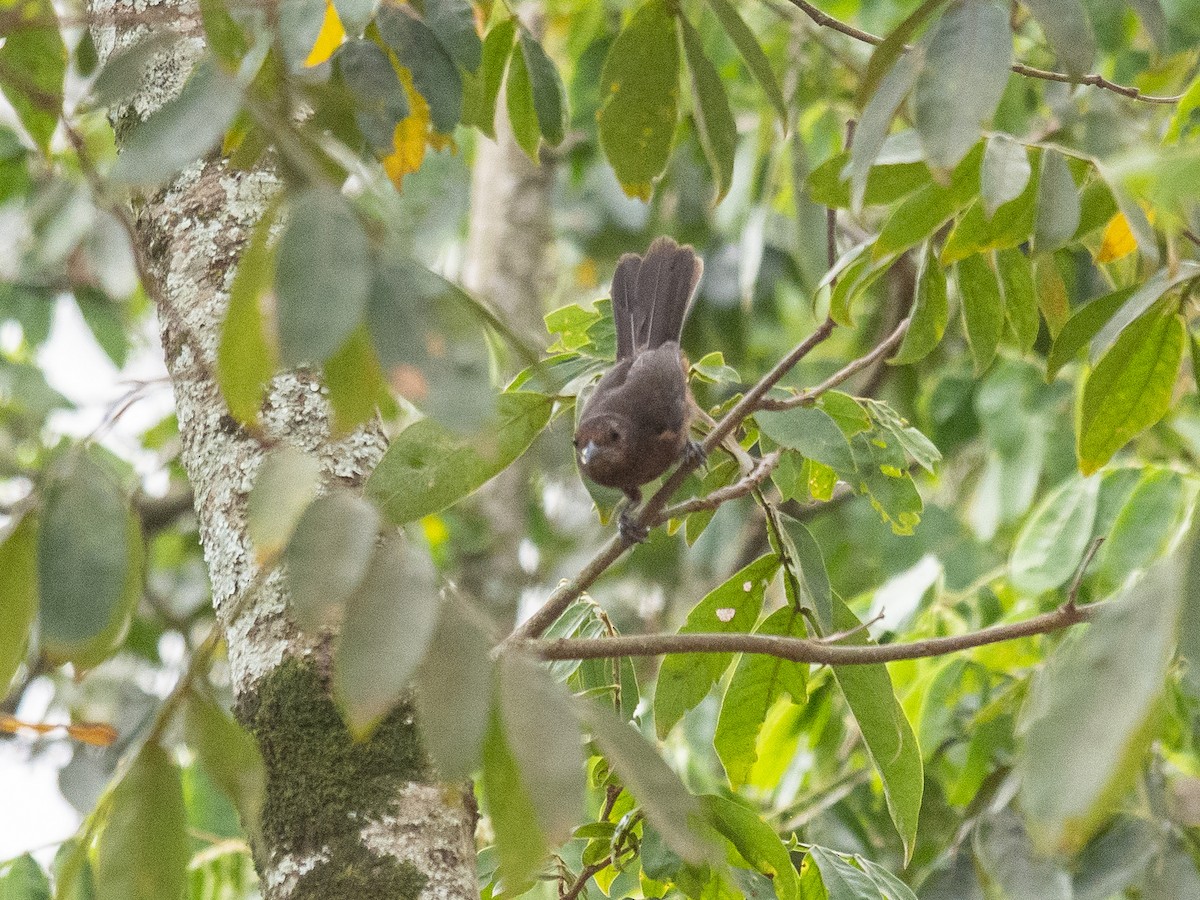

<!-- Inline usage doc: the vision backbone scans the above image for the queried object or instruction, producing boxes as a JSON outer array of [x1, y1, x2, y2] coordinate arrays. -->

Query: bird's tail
[[611, 237, 703, 359]]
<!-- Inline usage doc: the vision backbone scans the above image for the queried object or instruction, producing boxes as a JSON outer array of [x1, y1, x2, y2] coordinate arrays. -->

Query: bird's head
[[574, 413, 633, 481]]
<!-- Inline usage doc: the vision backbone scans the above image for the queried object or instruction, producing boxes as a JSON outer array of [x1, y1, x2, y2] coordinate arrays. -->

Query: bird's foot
[[682, 439, 708, 470], [618, 507, 650, 544]]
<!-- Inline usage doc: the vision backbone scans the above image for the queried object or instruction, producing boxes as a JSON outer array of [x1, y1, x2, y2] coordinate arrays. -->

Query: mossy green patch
[[237, 657, 432, 899]]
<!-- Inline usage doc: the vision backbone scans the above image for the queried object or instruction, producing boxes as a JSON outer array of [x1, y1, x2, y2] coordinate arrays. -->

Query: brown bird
[[574, 237, 705, 541]]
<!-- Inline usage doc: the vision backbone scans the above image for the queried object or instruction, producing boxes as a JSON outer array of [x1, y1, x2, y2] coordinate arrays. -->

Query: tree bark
[[88, 6, 477, 898]]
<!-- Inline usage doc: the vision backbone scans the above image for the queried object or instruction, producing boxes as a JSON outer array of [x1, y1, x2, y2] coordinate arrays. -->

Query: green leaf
[[874, 142, 982, 256], [0, 515, 37, 692], [275, 188, 371, 367], [282, 490, 381, 630], [858, 0, 947, 106], [1019, 562, 1181, 852], [1128, 0, 1166, 49], [703, 0, 786, 124], [1078, 307, 1185, 475], [376, 6, 462, 132], [807, 143, 931, 211], [91, 32, 180, 106], [218, 203, 279, 427], [713, 605, 807, 788], [366, 392, 553, 523], [981, 134, 1032, 218], [957, 253, 1005, 374], [1033, 149, 1081, 252], [653, 555, 780, 737], [481, 707, 546, 890], [701, 796, 799, 900], [1165, 73, 1200, 144], [38, 451, 141, 668], [331, 0, 373, 34], [110, 54, 243, 184], [413, 599, 495, 780], [597, 0, 679, 199], [850, 52, 922, 213], [323, 325, 394, 435], [498, 654, 585, 846], [911, 0, 1011, 171], [779, 512, 832, 632], [680, 16, 737, 202], [0, 854, 49, 900], [755, 407, 856, 474], [423, 0, 482, 73], [1010, 474, 1100, 593], [891, 243, 949, 365], [974, 810, 1072, 899], [864, 398, 942, 473], [183, 689, 266, 840], [1096, 469, 1195, 590], [1034, 250, 1070, 336], [505, 39, 541, 160], [200, 0, 249, 64], [334, 533, 440, 737], [462, 19, 514, 138], [806, 846, 884, 899], [334, 39, 410, 152], [997, 246, 1039, 353], [829, 595, 923, 862], [246, 445, 321, 566], [95, 744, 188, 900], [860, 856, 919, 900], [1020, 0, 1096, 77], [577, 699, 710, 865], [0, 0, 65, 153], [519, 30, 567, 147], [1091, 263, 1200, 361]]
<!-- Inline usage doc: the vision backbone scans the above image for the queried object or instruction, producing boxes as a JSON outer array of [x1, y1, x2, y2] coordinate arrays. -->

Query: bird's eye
[[609, 428, 619, 441]]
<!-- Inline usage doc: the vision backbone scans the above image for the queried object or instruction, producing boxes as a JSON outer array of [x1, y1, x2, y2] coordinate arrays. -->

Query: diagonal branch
[[782, 0, 1185, 105], [660, 451, 782, 520], [521, 598, 1099, 666]]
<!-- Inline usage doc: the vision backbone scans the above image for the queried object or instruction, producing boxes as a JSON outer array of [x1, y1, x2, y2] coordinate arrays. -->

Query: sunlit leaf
[[851, 52, 922, 213], [756, 407, 856, 474], [1034, 149, 1081, 252], [481, 708, 545, 890], [0, 854, 48, 900], [0, 515, 37, 692], [0, 0, 65, 153], [1010, 474, 1100, 593], [702, 795, 799, 900], [997, 246, 1039, 353], [303, 0, 345, 66], [981, 134, 1032, 218]]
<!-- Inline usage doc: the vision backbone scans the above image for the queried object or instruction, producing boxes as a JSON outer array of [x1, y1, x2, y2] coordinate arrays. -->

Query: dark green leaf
[[680, 16, 737, 202], [974, 810, 1072, 899], [713, 605, 807, 788], [756, 407, 856, 474], [366, 392, 553, 523], [331, 0, 373, 34], [779, 512, 832, 631], [334, 533, 440, 737], [423, 0, 482, 73], [850, 52, 922, 213], [654, 555, 780, 737], [1020, 563, 1181, 852], [598, 0, 679, 199], [703, 0, 786, 124], [0, 0, 65, 153], [376, 5, 462, 132], [891, 243, 949, 364], [413, 599, 495, 780], [1033, 149, 1081, 252], [997, 246, 1038, 353], [110, 54, 243, 184], [1078, 307, 1184, 475], [275, 188, 371, 366], [874, 142, 982, 256], [95, 744, 188, 900], [858, 0, 947, 106], [1021, 0, 1096, 76], [282, 490, 381, 630], [505, 37, 542, 159], [0, 515, 37, 692], [519, 30, 567, 146], [200, 0, 249, 64], [957, 253, 1005, 373], [38, 451, 141, 668], [1010, 474, 1100, 593], [334, 39, 409, 152], [912, 0, 1011, 171], [981, 134, 1031, 217], [829, 595, 923, 862]]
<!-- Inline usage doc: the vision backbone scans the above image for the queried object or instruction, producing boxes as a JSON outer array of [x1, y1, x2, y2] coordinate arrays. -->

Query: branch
[[782, 0, 1185, 105], [660, 451, 782, 520], [757, 314, 910, 411], [522, 599, 1098, 666]]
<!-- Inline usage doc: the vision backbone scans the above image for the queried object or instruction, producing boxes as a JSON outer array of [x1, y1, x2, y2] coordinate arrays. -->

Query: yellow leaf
[[1097, 212, 1137, 263], [382, 67, 431, 188], [304, 1, 346, 67]]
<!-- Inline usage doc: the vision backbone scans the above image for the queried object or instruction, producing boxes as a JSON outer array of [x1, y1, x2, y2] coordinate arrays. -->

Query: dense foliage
[[3, 0, 1200, 897]]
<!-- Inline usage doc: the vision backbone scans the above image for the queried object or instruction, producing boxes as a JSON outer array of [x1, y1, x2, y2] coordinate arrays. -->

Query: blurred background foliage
[[3, 0, 1200, 897]]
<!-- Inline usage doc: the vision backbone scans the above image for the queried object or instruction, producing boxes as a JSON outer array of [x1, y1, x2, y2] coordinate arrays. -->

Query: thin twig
[[816, 609, 885, 644], [782, 0, 1185, 104], [1066, 536, 1106, 610], [757, 315, 910, 411], [661, 451, 782, 520], [522, 597, 1099, 666]]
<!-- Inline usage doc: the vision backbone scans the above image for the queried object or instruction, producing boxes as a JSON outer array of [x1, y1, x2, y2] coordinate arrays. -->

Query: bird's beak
[[580, 441, 598, 466]]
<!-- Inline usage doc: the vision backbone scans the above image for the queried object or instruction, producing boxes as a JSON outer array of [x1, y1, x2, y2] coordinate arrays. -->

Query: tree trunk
[[88, 7, 477, 898]]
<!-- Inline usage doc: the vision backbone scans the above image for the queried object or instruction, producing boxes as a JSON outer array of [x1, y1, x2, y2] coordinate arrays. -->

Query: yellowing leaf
[[304, 1, 345, 67], [382, 68, 431, 188], [1097, 208, 1157, 263]]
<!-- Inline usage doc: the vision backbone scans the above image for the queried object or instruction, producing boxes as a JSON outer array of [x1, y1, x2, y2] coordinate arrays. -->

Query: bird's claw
[[683, 439, 708, 470], [618, 508, 650, 544]]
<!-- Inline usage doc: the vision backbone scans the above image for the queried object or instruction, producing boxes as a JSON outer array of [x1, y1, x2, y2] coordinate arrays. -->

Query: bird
[[574, 237, 705, 542]]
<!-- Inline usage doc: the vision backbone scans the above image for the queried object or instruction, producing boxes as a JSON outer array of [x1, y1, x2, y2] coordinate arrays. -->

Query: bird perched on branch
[[574, 237, 705, 542]]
